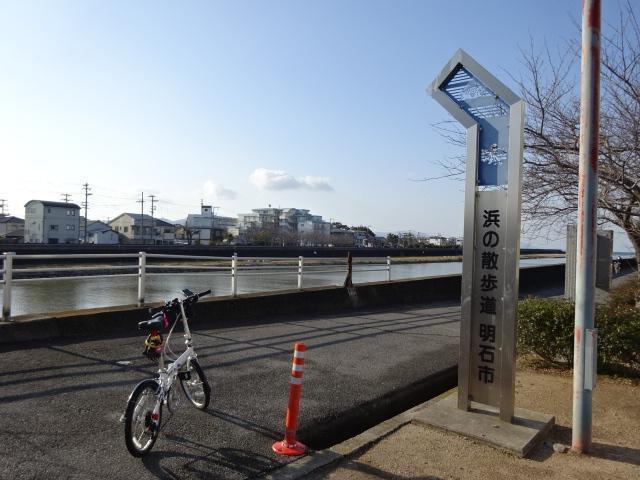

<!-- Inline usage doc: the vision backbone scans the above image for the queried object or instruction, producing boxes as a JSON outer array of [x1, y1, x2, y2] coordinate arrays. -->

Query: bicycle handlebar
[[195, 289, 212, 299], [145, 289, 211, 315]]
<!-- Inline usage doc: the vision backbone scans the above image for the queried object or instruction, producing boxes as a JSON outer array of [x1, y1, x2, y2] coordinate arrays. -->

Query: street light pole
[[572, 0, 601, 454]]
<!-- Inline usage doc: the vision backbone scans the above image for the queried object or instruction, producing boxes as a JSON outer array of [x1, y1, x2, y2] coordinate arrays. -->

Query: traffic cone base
[[272, 440, 307, 456]]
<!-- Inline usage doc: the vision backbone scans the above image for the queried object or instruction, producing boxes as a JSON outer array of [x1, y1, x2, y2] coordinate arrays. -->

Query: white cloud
[[203, 181, 237, 200], [300, 175, 334, 191], [249, 168, 334, 191]]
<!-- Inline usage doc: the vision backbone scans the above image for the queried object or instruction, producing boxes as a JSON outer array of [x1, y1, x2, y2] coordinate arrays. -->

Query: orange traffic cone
[[272, 343, 307, 456]]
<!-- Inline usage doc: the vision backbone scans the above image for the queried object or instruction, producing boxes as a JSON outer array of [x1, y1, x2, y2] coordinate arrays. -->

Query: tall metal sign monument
[[428, 50, 524, 422]]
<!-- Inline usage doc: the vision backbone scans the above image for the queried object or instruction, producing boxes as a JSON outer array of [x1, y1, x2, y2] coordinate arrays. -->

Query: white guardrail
[[0, 252, 392, 321]]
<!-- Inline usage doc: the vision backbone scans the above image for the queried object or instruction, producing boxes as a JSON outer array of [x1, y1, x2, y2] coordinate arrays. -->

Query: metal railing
[[1, 251, 392, 321]]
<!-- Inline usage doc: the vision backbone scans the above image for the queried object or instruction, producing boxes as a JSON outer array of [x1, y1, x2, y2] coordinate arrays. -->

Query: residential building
[[237, 207, 280, 231], [0, 215, 24, 238], [448, 236, 463, 247], [86, 221, 119, 245], [426, 235, 449, 247], [109, 213, 176, 244], [297, 218, 331, 246], [353, 230, 374, 247], [185, 205, 238, 245], [237, 207, 331, 245], [329, 229, 356, 247], [3, 228, 24, 243], [24, 200, 81, 244]]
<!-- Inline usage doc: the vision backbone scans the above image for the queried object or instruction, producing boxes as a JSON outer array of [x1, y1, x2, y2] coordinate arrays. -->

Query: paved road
[[0, 302, 459, 479]]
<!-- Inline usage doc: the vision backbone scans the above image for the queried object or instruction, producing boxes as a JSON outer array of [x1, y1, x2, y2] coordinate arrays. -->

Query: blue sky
[[0, 1, 631, 249]]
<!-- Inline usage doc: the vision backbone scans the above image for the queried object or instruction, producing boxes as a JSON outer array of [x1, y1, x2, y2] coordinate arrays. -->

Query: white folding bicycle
[[123, 288, 212, 457]]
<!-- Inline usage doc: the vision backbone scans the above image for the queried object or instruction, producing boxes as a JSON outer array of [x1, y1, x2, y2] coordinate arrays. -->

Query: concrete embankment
[[0, 264, 565, 345]]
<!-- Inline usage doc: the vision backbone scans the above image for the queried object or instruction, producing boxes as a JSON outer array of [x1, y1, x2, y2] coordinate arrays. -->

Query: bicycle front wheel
[[124, 379, 162, 457], [180, 359, 211, 410]]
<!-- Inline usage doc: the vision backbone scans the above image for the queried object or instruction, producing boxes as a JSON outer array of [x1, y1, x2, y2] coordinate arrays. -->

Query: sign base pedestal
[[412, 393, 554, 458]]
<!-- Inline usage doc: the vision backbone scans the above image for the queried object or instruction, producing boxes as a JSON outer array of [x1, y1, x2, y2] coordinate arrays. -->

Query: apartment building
[[237, 207, 330, 236], [24, 200, 81, 244]]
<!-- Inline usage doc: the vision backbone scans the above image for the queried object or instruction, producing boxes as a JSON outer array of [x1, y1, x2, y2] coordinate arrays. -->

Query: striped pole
[[272, 343, 307, 456], [572, 0, 601, 454]]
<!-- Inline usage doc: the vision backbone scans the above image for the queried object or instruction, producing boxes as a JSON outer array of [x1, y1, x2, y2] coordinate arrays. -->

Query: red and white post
[[272, 343, 307, 456], [572, 0, 601, 454]]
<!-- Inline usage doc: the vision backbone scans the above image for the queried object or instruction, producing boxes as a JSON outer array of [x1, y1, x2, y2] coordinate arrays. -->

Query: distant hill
[[160, 217, 186, 225]]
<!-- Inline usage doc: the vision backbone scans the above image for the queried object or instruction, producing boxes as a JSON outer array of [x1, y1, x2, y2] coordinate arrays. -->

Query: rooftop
[[0, 216, 24, 224], [25, 200, 81, 209]]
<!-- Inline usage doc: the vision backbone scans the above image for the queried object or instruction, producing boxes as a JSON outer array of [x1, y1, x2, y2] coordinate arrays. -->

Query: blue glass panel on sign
[[441, 66, 510, 186]]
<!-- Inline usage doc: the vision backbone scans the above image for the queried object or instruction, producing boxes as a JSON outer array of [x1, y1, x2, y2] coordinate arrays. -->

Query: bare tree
[[431, 3, 640, 265], [520, 3, 640, 264]]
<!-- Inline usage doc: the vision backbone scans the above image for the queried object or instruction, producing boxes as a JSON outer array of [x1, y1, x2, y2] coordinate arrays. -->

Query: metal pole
[[386, 256, 391, 281], [137, 251, 146, 306], [231, 254, 238, 297], [2, 252, 14, 321], [297, 256, 304, 290], [572, 0, 600, 454]]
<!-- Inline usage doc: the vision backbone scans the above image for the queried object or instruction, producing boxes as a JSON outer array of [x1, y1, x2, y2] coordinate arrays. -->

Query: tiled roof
[[0, 216, 24, 224], [116, 213, 175, 228]]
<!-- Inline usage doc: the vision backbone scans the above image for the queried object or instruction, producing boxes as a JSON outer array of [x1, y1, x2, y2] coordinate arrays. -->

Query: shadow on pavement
[[205, 409, 281, 440], [331, 460, 443, 480], [142, 435, 284, 479], [545, 425, 640, 467]]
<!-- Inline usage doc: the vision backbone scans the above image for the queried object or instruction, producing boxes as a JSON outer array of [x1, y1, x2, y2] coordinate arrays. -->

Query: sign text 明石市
[[470, 190, 507, 406]]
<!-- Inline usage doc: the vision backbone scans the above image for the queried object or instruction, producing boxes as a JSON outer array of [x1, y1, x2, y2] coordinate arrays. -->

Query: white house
[[185, 205, 237, 245], [86, 221, 119, 245], [426, 236, 449, 247], [24, 200, 81, 244]]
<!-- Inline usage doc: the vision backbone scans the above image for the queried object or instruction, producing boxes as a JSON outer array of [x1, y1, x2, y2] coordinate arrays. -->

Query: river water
[[1, 257, 567, 317]]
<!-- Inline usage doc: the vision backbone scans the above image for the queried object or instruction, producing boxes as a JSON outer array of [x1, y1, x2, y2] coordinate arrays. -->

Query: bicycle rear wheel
[[180, 359, 211, 410], [124, 379, 162, 457]]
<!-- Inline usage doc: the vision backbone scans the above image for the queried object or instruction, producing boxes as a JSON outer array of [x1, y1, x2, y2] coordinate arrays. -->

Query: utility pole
[[572, 0, 601, 454], [81, 183, 92, 243], [61, 193, 72, 203], [137, 192, 145, 245], [0, 199, 7, 216], [149, 194, 157, 245], [211, 206, 219, 245]]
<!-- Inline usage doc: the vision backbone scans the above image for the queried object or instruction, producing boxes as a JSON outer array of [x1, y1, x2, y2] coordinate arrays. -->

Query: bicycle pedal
[[118, 413, 126, 424]]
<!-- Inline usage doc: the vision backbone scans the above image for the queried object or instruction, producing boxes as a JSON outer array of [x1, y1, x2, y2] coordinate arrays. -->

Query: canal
[[1, 257, 565, 317]]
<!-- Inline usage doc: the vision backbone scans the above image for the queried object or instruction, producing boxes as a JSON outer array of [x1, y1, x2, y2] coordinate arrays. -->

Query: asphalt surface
[[0, 301, 459, 479]]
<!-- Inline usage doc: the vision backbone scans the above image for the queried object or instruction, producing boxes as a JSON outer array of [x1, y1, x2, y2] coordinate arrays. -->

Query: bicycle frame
[[149, 301, 197, 418], [124, 288, 211, 457]]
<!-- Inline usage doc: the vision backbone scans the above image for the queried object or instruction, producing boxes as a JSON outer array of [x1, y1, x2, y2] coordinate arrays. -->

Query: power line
[[61, 193, 72, 203], [92, 193, 139, 201], [0, 199, 7, 216], [81, 183, 92, 243]]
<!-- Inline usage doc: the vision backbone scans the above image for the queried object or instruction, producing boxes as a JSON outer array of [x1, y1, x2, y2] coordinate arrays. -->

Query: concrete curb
[[262, 388, 457, 480]]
